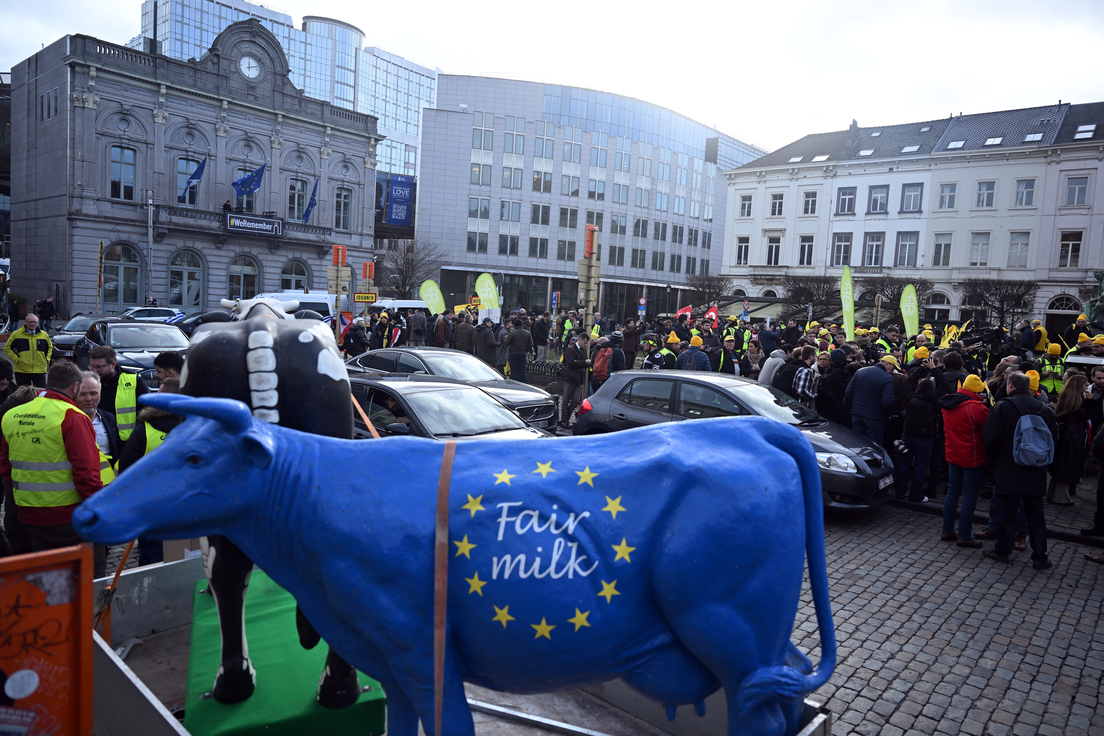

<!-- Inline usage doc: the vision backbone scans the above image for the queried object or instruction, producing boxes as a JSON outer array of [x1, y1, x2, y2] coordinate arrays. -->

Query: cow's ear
[[243, 430, 276, 469]]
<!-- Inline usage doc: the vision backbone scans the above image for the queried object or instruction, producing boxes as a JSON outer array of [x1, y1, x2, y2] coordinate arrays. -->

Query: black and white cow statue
[[182, 296, 359, 707]]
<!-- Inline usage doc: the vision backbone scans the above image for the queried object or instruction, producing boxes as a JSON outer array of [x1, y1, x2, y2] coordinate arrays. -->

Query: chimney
[[845, 119, 859, 149]]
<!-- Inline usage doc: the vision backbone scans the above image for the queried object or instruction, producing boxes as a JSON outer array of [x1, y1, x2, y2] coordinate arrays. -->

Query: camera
[[891, 439, 911, 456]]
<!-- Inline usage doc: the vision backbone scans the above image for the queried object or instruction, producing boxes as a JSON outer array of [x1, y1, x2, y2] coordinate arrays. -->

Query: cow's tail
[[734, 420, 837, 721]]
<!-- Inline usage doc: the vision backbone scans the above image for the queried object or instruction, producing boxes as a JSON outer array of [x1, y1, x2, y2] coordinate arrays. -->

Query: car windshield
[[108, 324, 189, 350], [63, 316, 99, 332], [421, 352, 503, 381], [728, 382, 823, 425], [406, 388, 526, 436]]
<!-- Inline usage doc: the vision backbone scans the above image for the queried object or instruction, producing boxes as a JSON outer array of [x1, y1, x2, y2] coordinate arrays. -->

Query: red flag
[[674, 305, 691, 318], [705, 306, 719, 328]]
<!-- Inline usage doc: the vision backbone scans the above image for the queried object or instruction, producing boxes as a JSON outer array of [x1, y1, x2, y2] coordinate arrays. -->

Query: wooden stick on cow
[[179, 296, 360, 707], [75, 401, 837, 736]]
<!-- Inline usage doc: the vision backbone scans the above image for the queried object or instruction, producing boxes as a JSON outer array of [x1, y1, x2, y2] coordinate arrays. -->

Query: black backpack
[[771, 360, 801, 399]]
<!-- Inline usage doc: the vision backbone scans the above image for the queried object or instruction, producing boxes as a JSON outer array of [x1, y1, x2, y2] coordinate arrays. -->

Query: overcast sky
[[4, 0, 1104, 152]]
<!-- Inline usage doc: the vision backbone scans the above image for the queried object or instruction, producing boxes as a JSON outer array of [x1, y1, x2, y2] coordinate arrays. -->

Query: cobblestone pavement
[[797, 504, 1103, 736]]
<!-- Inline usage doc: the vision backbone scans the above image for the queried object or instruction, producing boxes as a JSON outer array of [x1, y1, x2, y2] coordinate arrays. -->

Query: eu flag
[[302, 178, 319, 223], [232, 164, 266, 199], [178, 157, 207, 203]]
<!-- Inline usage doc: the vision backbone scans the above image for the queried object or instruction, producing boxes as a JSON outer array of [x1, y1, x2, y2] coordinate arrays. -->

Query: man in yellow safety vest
[[89, 346, 150, 443]]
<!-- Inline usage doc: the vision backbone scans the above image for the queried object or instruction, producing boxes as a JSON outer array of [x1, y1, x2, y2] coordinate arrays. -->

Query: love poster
[[0, 545, 93, 736]]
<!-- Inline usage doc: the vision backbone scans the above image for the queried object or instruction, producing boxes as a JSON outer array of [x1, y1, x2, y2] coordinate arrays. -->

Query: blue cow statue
[[74, 397, 836, 736]]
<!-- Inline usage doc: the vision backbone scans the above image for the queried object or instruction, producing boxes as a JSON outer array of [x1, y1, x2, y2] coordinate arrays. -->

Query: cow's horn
[[138, 394, 254, 433]]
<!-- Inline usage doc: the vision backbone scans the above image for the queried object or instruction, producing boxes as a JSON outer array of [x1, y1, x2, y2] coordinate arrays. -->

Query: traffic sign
[[743, 300, 750, 311], [354, 292, 377, 303], [471, 297, 482, 307], [551, 292, 559, 311], [638, 297, 647, 306]]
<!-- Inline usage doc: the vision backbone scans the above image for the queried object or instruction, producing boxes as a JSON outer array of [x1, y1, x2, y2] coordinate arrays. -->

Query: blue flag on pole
[[232, 164, 266, 199], [178, 157, 207, 203], [302, 178, 319, 223]]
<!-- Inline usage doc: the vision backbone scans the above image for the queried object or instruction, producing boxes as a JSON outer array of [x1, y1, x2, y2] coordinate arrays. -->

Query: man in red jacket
[[0, 361, 105, 575], [939, 374, 989, 547]]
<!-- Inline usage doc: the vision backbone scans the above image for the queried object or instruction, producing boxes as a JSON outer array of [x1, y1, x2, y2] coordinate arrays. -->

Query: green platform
[[184, 571, 386, 736]]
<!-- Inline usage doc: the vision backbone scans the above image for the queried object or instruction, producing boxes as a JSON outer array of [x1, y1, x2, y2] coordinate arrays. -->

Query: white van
[[368, 299, 429, 315], [253, 291, 350, 317]]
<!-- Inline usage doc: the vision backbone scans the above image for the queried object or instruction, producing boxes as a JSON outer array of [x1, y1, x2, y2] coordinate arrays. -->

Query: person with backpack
[[1046, 373, 1090, 506], [675, 336, 711, 372], [980, 371, 1058, 569], [590, 337, 614, 391]]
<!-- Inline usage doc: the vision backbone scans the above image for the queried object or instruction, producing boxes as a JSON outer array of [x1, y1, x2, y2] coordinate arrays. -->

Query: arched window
[[281, 260, 310, 291], [1047, 295, 1081, 312], [859, 291, 877, 303], [228, 256, 259, 300], [102, 244, 142, 313], [235, 167, 256, 213], [169, 251, 204, 313], [177, 158, 201, 206], [732, 289, 747, 298], [924, 292, 951, 322], [762, 289, 777, 298]]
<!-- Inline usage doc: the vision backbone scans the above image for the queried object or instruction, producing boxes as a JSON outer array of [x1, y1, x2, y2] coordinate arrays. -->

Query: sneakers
[[956, 538, 983, 548], [940, 532, 957, 542], [974, 528, 1000, 540], [1032, 559, 1053, 570], [983, 550, 1010, 564]]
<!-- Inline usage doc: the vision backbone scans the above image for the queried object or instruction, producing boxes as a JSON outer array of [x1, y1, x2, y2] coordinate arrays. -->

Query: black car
[[71, 320, 190, 385], [51, 315, 124, 361], [346, 347, 557, 429], [350, 374, 550, 441], [572, 371, 895, 512]]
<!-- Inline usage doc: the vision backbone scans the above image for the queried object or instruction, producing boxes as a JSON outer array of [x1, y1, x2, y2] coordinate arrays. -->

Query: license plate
[[530, 420, 548, 428], [879, 475, 894, 490]]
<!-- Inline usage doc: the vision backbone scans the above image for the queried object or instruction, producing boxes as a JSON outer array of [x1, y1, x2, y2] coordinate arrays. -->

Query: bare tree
[[685, 273, 736, 310], [962, 278, 1039, 328], [781, 275, 839, 322], [856, 275, 934, 329], [375, 240, 448, 299]]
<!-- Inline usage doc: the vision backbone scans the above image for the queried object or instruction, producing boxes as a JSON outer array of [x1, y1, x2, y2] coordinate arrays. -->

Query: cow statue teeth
[[74, 396, 837, 736]]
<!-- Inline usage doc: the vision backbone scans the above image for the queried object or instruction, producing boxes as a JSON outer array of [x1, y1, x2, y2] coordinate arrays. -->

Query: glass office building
[[129, 0, 435, 176]]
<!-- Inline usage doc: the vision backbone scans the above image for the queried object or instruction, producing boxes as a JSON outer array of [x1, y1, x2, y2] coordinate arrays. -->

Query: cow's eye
[[186, 455, 203, 466]]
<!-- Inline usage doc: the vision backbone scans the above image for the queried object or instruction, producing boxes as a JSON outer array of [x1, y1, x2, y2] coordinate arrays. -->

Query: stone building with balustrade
[[10, 19, 381, 316]]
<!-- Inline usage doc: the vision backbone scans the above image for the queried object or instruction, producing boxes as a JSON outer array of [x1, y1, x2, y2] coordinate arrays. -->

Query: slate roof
[[1053, 102, 1104, 144], [933, 103, 1067, 152], [838, 118, 951, 162]]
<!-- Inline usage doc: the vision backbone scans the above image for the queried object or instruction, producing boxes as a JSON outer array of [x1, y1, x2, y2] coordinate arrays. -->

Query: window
[[504, 128, 524, 155], [939, 184, 956, 209], [700, 260, 710, 276], [788, 156, 803, 163], [984, 137, 1003, 146], [803, 191, 817, 215], [970, 233, 990, 267], [655, 192, 669, 212], [976, 181, 995, 208], [471, 163, 492, 185], [471, 112, 493, 151], [636, 187, 651, 208], [614, 141, 631, 172], [673, 196, 686, 216], [651, 251, 665, 271], [868, 186, 888, 214], [702, 232, 712, 249], [612, 183, 629, 204], [812, 154, 829, 162], [102, 244, 141, 310], [586, 211, 603, 231], [1010, 179, 1036, 207], [280, 260, 309, 291], [466, 232, 489, 253], [919, 126, 931, 132], [534, 121, 555, 159], [501, 167, 523, 189], [333, 187, 352, 230], [901, 145, 920, 153], [832, 233, 852, 266], [678, 384, 745, 419], [766, 236, 781, 266], [688, 228, 699, 247], [228, 256, 259, 300], [532, 171, 552, 193], [588, 179, 606, 200], [669, 254, 682, 273], [739, 195, 752, 217], [1066, 177, 1088, 206], [590, 144, 607, 168], [1074, 124, 1097, 140], [932, 233, 951, 267], [671, 225, 684, 244], [498, 234, 520, 256], [863, 233, 884, 266], [653, 222, 667, 241], [561, 176, 581, 197], [617, 379, 672, 412], [858, 150, 874, 157], [946, 140, 965, 149], [177, 158, 200, 206], [799, 235, 814, 266], [288, 178, 307, 220], [633, 217, 648, 238], [563, 140, 582, 163], [925, 293, 950, 322], [686, 256, 696, 275], [170, 251, 204, 311], [611, 215, 627, 236], [1024, 133, 1043, 142], [110, 146, 136, 201], [469, 197, 490, 219], [736, 237, 749, 265], [770, 193, 784, 216], [631, 248, 646, 268], [1059, 231, 1082, 268], [1008, 232, 1029, 268], [528, 237, 549, 258], [556, 240, 577, 261], [559, 207, 579, 229], [901, 184, 922, 212], [531, 204, 550, 225], [234, 167, 255, 212], [608, 245, 625, 266], [896, 232, 918, 267], [676, 166, 687, 186], [500, 200, 522, 222], [837, 187, 857, 215]]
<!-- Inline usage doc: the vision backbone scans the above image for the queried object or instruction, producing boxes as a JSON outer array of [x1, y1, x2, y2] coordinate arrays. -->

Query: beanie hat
[[690, 335, 703, 347], [830, 349, 846, 364], [666, 331, 680, 344], [914, 346, 930, 359], [818, 340, 829, 351], [1079, 333, 1091, 343], [1094, 335, 1104, 346], [0, 357, 13, 381], [1078, 314, 1088, 321], [1048, 343, 1061, 355], [1026, 370, 1040, 392], [961, 374, 986, 394]]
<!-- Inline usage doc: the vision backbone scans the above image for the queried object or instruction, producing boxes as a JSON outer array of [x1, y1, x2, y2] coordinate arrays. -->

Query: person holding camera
[[897, 378, 939, 502]]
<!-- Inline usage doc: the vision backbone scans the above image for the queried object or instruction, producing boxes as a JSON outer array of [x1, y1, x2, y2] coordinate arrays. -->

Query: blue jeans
[[896, 434, 934, 501], [988, 493, 1028, 533], [508, 353, 528, 384], [994, 494, 1048, 562], [852, 416, 885, 447], [943, 464, 984, 539]]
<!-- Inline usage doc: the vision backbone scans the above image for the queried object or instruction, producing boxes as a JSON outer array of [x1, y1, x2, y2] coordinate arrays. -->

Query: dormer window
[[1024, 133, 1043, 142], [1074, 124, 1097, 140], [920, 126, 931, 132], [788, 156, 803, 163], [947, 141, 965, 149], [858, 150, 874, 156], [812, 154, 829, 162], [870, 132, 881, 137], [901, 145, 920, 153], [984, 137, 1003, 146]]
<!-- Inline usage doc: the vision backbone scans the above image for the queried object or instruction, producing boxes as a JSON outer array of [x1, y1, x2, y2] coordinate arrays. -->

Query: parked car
[[346, 347, 557, 429], [52, 315, 124, 361], [176, 310, 233, 338], [119, 306, 184, 322], [571, 371, 895, 512], [349, 374, 550, 441], [71, 320, 190, 387]]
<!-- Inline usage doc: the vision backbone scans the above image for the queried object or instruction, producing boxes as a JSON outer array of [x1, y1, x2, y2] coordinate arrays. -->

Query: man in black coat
[[559, 333, 591, 428], [980, 371, 1058, 569]]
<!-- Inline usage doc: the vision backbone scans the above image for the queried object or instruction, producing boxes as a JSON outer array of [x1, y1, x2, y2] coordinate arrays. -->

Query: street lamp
[[665, 284, 671, 315]]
